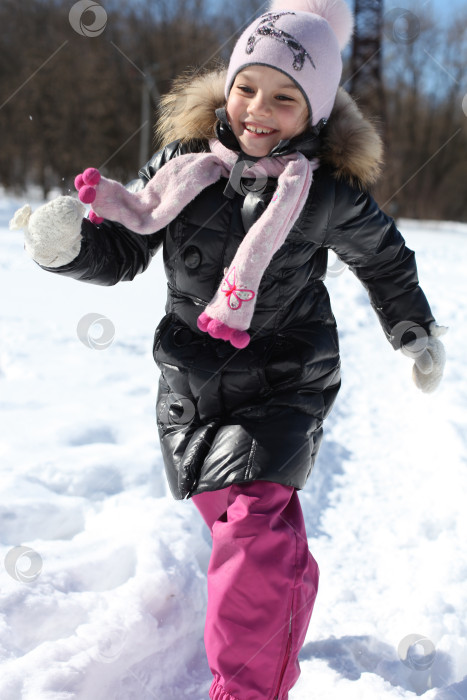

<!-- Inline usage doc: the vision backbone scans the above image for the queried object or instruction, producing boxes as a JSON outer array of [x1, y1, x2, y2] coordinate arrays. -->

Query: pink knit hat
[[225, 0, 354, 127]]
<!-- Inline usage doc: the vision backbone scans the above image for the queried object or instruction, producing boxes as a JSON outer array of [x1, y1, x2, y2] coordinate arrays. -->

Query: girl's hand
[[401, 323, 447, 393], [75, 168, 103, 224], [9, 196, 85, 267]]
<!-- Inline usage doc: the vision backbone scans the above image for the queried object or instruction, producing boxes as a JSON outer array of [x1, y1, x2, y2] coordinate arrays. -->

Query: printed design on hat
[[246, 12, 316, 71]]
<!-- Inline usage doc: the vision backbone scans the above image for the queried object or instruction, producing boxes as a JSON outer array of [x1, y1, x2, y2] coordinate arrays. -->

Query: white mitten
[[9, 196, 85, 267], [401, 322, 447, 393]]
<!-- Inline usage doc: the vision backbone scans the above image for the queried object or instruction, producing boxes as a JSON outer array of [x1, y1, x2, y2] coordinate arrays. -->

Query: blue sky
[[393, 0, 467, 22], [206, 0, 466, 24]]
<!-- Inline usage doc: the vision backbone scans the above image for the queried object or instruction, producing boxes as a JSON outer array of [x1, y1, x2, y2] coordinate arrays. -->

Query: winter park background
[[1, 189, 466, 699]]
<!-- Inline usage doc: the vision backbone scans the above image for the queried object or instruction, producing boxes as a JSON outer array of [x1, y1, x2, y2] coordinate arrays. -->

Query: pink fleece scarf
[[76, 139, 318, 348]]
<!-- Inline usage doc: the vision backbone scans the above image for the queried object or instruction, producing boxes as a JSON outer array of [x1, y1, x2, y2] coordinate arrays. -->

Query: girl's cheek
[[225, 99, 237, 123], [295, 110, 310, 136], [225, 107, 234, 127]]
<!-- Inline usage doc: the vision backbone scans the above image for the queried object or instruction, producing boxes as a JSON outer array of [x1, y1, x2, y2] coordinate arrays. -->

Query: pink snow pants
[[192, 481, 319, 700]]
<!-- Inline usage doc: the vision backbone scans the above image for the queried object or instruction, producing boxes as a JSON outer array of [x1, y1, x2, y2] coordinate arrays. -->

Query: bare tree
[[1, 0, 466, 221], [379, 4, 467, 220], [348, 0, 385, 126]]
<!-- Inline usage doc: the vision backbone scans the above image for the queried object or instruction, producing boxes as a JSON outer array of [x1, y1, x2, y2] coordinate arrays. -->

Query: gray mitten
[[401, 322, 447, 393], [9, 196, 85, 267]]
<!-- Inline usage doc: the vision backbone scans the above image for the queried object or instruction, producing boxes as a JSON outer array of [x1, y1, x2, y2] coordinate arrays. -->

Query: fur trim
[[154, 68, 383, 188], [320, 87, 383, 187], [155, 68, 226, 149]]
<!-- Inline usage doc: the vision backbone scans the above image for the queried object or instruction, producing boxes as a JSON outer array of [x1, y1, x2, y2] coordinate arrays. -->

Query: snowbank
[[1, 194, 466, 699]]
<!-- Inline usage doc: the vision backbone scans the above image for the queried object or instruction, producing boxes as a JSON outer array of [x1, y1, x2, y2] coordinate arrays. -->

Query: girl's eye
[[276, 95, 294, 102], [238, 85, 254, 94]]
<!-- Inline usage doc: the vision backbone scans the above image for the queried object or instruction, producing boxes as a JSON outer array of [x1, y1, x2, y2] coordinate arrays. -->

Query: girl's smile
[[226, 65, 309, 158]]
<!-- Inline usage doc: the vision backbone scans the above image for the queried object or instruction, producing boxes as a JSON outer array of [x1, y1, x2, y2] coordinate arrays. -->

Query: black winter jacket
[[41, 76, 435, 499]]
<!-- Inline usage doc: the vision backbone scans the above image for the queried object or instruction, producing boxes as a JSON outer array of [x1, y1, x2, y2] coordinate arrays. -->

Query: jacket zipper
[[274, 611, 293, 700]]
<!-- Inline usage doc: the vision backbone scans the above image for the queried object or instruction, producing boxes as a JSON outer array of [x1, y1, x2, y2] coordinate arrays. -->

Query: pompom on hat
[[224, 0, 354, 128]]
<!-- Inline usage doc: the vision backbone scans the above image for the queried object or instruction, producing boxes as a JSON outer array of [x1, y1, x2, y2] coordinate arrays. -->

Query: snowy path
[[0, 192, 466, 700]]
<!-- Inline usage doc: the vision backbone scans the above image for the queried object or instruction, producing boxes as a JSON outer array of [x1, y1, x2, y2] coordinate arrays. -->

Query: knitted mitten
[[10, 197, 85, 267], [401, 322, 447, 393]]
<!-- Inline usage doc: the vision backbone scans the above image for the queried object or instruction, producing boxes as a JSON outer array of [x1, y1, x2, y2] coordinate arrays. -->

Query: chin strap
[[310, 117, 328, 136], [215, 108, 241, 152]]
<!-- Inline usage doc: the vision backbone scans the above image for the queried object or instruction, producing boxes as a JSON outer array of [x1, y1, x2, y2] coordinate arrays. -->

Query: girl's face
[[226, 65, 309, 158]]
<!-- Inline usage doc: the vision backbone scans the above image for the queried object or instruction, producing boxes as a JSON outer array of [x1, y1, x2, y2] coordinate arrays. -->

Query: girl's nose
[[248, 92, 270, 116]]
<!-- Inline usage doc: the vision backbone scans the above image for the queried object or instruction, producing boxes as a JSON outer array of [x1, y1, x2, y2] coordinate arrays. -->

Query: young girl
[[11, 0, 447, 698]]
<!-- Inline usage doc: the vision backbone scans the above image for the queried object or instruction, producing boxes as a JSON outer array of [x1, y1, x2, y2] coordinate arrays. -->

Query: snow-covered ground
[[0, 190, 466, 700]]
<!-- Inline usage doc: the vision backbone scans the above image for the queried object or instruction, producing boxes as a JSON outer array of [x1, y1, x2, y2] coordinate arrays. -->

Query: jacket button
[[183, 246, 201, 269], [173, 327, 193, 346]]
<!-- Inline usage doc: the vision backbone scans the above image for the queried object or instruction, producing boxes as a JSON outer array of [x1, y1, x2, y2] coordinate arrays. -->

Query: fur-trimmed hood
[[155, 68, 383, 188]]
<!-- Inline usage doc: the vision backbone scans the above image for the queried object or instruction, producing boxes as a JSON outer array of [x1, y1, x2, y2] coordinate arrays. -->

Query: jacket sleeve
[[324, 177, 435, 348], [39, 141, 183, 286]]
